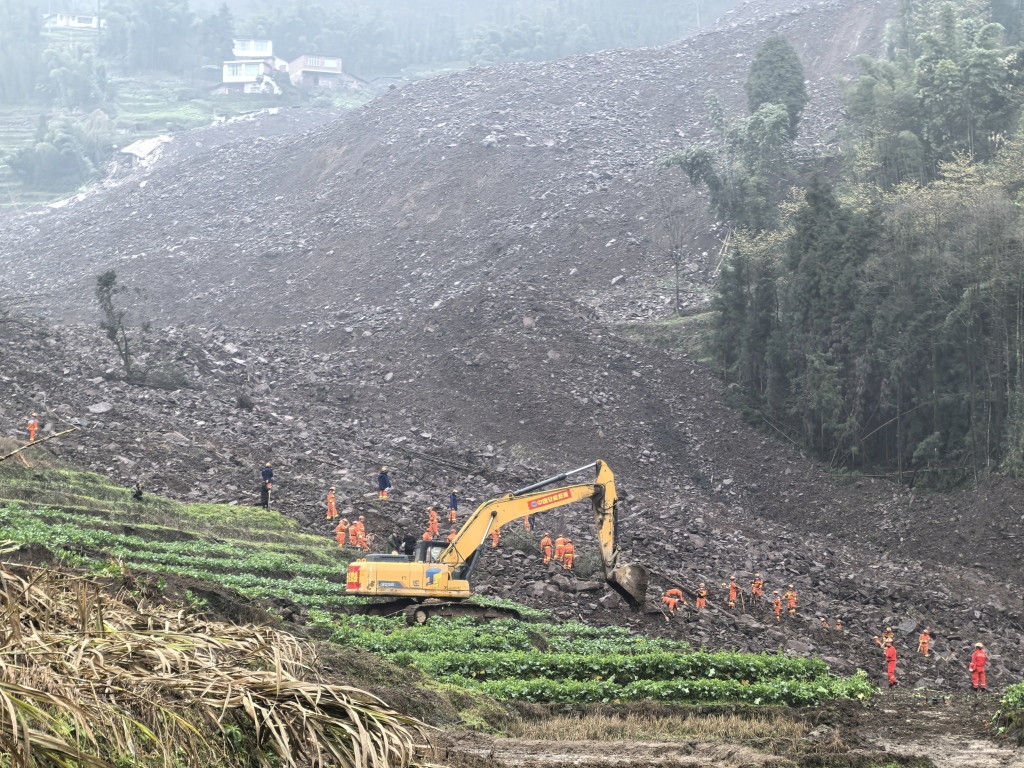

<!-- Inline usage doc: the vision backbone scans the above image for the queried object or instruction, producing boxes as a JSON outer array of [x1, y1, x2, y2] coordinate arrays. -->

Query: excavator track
[[404, 600, 522, 625], [347, 599, 522, 624]]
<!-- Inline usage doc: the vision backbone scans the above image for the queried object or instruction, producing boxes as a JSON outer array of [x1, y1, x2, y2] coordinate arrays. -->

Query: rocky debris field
[[0, 0, 895, 330]]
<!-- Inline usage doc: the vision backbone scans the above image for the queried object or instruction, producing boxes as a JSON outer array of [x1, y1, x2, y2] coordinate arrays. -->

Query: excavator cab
[[363, 541, 449, 564], [414, 541, 449, 563]]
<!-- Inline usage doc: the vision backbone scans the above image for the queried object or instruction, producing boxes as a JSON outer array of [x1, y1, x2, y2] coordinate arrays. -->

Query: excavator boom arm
[[439, 460, 648, 608]]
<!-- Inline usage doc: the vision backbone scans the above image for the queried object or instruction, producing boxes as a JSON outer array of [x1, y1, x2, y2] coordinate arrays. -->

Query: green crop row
[[0, 505, 346, 579], [110, 548, 345, 579], [327, 615, 690, 656], [0, 504, 335, 556], [404, 650, 828, 685], [452, 671, 874, 706], [331, 619, 534, 653], [135, 564, 352, 602]]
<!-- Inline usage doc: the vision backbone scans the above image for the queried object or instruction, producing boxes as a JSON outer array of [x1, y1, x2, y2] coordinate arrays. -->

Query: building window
[[255, 40, 269, 51], [228, 64, 242, 77], [236, 39, 251, 50], [244, 63, 260, 76], [325, 58, 338, 68], [307, 56, 323, 67]]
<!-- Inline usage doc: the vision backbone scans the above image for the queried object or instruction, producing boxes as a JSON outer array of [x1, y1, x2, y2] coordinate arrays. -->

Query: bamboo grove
[[667, 0, 1024, 486]]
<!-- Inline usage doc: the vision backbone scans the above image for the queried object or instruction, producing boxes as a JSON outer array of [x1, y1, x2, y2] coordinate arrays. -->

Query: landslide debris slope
[[4, 0, 1024, 702], [0, 0, 892, 325]]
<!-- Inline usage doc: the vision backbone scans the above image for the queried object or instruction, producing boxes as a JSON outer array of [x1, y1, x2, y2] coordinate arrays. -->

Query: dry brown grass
[[0, 434, 57, 470], [0, 549, 430, 768], [504, 711, 809, 743]]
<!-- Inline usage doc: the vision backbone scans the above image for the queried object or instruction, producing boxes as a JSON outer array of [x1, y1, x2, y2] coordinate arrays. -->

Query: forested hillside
[[677, 0, 1024, 486]]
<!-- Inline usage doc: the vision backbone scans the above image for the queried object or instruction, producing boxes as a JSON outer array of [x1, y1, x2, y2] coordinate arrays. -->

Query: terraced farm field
[[0, 462, 353, 608], [0, 459, 873, 714], [328, 615, 874, 707]]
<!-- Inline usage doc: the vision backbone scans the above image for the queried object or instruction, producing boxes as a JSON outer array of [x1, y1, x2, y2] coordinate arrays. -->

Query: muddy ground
[[437, 692, 1021, 767]]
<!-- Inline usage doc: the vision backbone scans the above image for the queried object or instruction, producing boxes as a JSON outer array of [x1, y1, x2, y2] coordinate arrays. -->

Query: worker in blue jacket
[[377, 467, 391, 500], [448, 490, 458, 523]]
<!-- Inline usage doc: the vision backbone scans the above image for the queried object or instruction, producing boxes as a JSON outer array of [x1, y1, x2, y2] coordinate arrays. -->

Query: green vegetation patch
[[617, 312, 715, 359], [327, 615, 874, 708], [996, 681, 1024, 744], [0, 465, 353, 608]]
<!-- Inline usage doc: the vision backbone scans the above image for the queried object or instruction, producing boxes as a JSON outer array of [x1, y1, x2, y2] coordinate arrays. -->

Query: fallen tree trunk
[[0, 428, 79, 464]]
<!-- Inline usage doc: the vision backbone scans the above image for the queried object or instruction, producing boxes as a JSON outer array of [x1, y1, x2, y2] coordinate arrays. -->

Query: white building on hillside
[[43, 12, 105, 29], [232, 39, 273, 58], [220, 39, 288, 94]]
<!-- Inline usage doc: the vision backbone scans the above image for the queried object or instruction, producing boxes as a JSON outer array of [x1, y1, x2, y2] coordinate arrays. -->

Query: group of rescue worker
[[539, 532, 575, 570], [873, 627, 988, 690], [333, 514, 370, 552], [661, 573, 800, 622], [658, 573, 990, 692], [326, 467, 577, 570]]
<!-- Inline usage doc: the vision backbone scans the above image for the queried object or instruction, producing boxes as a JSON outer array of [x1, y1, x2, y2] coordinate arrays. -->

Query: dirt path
[[873, 736, 1024, 768], [842, 690, 1022, 767], [442, 734, 794, 767]]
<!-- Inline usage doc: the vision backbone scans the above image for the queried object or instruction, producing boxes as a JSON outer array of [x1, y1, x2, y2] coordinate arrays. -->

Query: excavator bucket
[[607, 562, 649, 610]]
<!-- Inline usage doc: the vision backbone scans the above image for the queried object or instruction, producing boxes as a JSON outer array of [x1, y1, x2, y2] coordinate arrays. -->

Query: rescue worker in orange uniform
[[561, 539, 575, 570], [335, 518, 349, 548], [970, 642, 987, 691], [348, 517, 362, 547], [819, 616, 830, 630], [884, 641, 898, 687], [772, 591, 782, 622], [326, 487, 338, 520], [726, 577, 738, 608], [427, 507, 439, 536], [422, 529, 434, 541], [447, 528, 457, 543], [662, 588, 685, 614], [783, 585, 797, 616], [836, 618, 843, 631], [918, 629, 932, 657], [554, 535, 567, 562], [491, 527, 500, 549], [751, 574, 764, 599], [27, 413, 38, 443], [540, 533, 553, 564], [355, 515, 369, 552], [524, 514, 531, 531], [696, 583, 707, 610]]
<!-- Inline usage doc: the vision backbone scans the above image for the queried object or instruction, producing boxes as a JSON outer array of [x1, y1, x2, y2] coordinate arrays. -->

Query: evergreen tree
[[198, 4, 235, 65], [745, 36, 808, 138], [0, 0, 45, 105], [843, 1, 1024, 187], [660, 95, 796, 233]]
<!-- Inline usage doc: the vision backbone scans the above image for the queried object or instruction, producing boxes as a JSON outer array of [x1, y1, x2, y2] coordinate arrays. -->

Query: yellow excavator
[[345, 460, 648, 623]]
